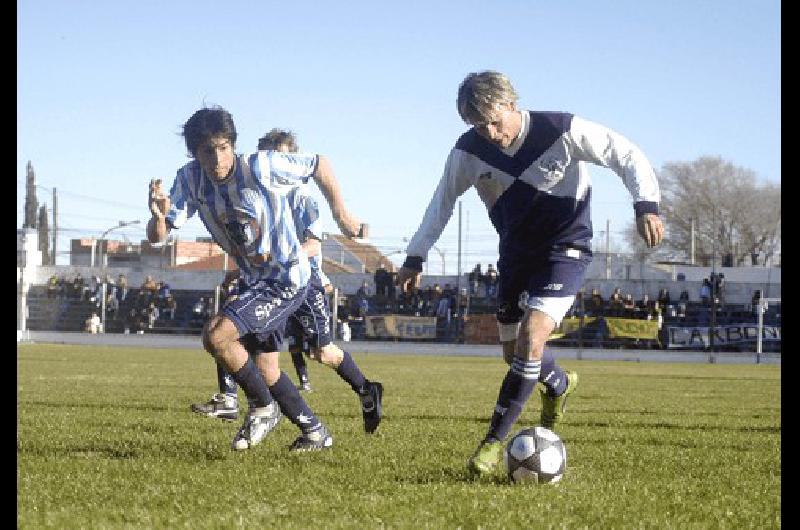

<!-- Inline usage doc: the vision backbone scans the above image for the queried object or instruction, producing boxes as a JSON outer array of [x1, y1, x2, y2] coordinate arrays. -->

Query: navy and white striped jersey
[[405, 111, 660, 266], [287, 186, 331, 288], [165, 151, 318, 287]]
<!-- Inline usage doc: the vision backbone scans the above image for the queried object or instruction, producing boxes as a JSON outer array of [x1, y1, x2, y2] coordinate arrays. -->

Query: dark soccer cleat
[[297, 382, 313, 393], [190, 393, 239, 421], [289, 424, 333, 452], [231, 402, 283, 451], [360, 380, 383, 434]]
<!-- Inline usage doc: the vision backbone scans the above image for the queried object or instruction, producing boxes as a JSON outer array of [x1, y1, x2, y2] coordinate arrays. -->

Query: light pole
[[97, 220, 141, 267], [96, 220, 140, 333]]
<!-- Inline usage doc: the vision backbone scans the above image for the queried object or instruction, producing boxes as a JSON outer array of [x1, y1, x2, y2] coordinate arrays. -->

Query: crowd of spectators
[[467, 264, 498, 299]]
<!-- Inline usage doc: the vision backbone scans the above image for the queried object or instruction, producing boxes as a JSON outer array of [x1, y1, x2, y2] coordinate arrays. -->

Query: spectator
[[751, 289, 763, 317], [164, 294, 178, 320], [84, 311, 101, 334], [156, 281, 171, 306], [374, 263, 388, 298], [87, 275, 103, 307], [339, 318, 351, 342], [713, 273, 726, 306], [117, 273, 129, 302], [622, 293, 636, 315], [105, 291, 119, 320], [191, 296, 207, 325], [145, 302, 160, 329], [636, 294, 651, 314], [141, 275, 158, 296], [72, 272, 85, 299], [678, 288, 690, 303], [700, 279, 711, 306], [47, 274, 59, 298], [587, 288, 605, 316], [483, 264, 498, 298], [387, 271, 398, 301], [648, 301, 664, 330], [104, 275, 117, 301], [657, 287, 671, 307], [469, 264, 483, 296], [124, 307, 139, 334], [608, 287, 624, 316]]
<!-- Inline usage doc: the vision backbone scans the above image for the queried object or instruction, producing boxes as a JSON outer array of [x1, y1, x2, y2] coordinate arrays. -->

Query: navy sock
[[291, 350, 310, 384], [217, 361, 239, 397], [539, 350, 567, 397], [335, 351, 368, 395], [269, 371, 322, 434], [486, 358, 541, 442], [230, 357, 273, 409]]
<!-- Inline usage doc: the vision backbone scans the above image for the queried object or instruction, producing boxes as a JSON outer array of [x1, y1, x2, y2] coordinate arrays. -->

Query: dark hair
[[257, 128, 298, 152], [182, 106, 237, 157]]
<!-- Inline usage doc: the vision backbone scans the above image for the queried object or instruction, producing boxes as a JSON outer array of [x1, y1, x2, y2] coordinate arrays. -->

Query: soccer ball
[[504, 426, 567, 484]]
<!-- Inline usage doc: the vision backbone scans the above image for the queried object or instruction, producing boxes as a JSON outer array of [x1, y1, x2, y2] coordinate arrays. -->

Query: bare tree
[[624, 156, 780, 266]]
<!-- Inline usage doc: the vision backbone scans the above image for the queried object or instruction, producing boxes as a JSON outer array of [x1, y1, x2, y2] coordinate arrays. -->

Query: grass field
[[18, 343, 780, 529]]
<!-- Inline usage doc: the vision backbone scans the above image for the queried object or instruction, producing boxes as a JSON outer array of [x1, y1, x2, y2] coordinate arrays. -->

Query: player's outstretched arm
[[636, 213, 664, 248], [146, 178, 171, 244], [312, 155, 363, 238]]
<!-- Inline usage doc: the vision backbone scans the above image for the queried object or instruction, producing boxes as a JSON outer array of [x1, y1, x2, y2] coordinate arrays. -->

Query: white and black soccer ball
[[504, 426, 567, 484]]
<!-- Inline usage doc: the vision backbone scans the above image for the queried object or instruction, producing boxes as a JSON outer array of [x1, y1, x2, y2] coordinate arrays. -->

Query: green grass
[[18, 343, 780, 529]]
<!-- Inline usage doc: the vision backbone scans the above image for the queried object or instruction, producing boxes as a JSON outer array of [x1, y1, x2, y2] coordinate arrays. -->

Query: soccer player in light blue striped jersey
[[191, 129, 383, 436], [396, 71, 665, 475], [148, 106, 363, 452]]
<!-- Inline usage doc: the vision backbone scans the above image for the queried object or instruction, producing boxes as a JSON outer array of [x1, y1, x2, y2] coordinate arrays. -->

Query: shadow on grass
[[18, 441, 230, 462], [396, 466, 511, 486], [20, 399, 173, 413]]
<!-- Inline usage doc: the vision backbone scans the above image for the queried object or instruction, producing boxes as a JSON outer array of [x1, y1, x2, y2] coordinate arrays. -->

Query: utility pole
[[690, 218, 695, 265], [52, 188, 58, 265], [457, 201, 462, 295], [605, 219, 610, 280]]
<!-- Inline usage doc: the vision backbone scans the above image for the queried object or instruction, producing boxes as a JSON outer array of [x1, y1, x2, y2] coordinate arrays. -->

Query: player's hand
[[636, 214, 664, 248], [335, 210, 363, 239], [396, 266, 421, 293], [148, 178, 170, 218]]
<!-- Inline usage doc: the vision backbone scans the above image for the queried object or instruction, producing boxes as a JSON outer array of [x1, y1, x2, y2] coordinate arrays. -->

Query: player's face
[[471, 102, 522, 149], [196, 136, 235, 181]]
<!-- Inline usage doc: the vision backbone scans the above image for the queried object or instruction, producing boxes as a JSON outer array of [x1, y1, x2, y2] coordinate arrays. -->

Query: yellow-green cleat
[[540, 370, 579, 430], [467, 439, 504, 476]]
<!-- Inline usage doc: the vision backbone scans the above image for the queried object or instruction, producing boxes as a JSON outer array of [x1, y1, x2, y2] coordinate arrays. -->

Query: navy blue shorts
[[244, 279, 331, 353], [497, 247, 591, 324], [220, 278, 308, 342], [288, 280, 332, 348]]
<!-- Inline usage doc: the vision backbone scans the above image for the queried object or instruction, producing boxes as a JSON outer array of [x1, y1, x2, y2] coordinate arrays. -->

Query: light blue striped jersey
[[165, 151, 318, 287], [287, 186, 331, 287]]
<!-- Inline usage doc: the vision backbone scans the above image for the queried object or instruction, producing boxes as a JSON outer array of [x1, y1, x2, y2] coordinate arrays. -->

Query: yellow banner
[[604, 317, 659, 339], [364, 315, 437, 339], [549, 317, 596, 339]]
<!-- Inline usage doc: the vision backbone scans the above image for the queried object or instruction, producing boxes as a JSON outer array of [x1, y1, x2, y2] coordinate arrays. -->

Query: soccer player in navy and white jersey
[[396, 71, 664, 476], [148, 106, 362, 452]]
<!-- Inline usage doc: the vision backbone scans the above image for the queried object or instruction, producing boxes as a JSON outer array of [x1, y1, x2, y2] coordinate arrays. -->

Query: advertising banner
[[666, 323, 780, 348], [364, 315, 437, 339]]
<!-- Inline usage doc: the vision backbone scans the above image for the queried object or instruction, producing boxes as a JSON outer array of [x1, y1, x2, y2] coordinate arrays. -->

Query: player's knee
[[202, 315, 235, 356], [315, 344, 342, 366]]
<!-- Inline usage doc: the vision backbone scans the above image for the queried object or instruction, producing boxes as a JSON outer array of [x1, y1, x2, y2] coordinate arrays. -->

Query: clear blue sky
[[18, 0, 781, 273]]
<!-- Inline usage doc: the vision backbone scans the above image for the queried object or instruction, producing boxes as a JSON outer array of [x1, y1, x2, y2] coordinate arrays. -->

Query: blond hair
[[456, 71, 518, 124]]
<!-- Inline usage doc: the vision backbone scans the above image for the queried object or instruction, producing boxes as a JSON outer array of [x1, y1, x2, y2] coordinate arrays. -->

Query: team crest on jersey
[[539, 157, 566, 183]]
